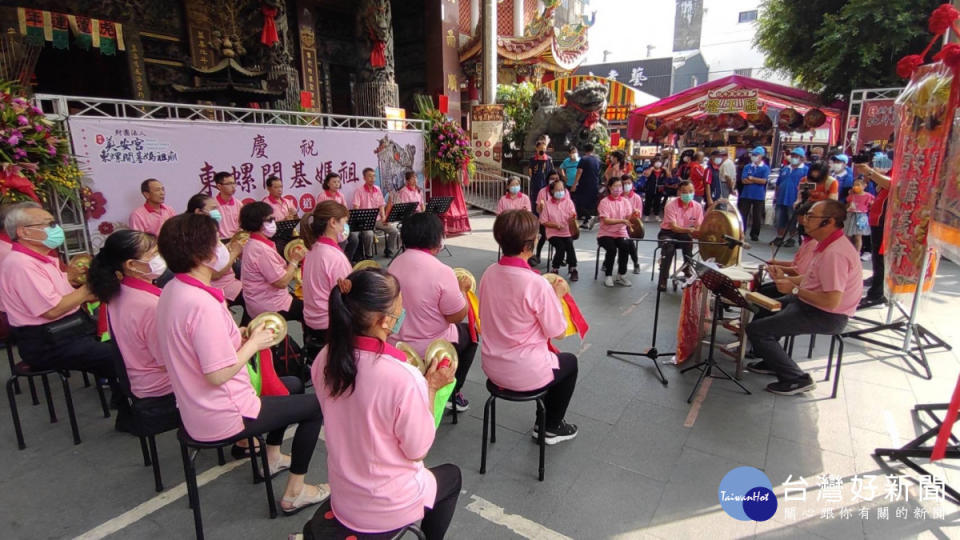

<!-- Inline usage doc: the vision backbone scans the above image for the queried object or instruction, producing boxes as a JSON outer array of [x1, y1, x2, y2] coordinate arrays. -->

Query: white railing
[[464, 166, 531, 213]]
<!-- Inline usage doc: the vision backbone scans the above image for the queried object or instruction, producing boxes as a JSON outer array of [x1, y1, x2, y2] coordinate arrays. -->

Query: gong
[[698, 210, 744, 267]]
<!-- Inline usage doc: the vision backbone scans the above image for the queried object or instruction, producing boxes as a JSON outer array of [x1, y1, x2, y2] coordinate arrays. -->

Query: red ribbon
[[369, 28, 386, 68], [565, 101, 602, 128], [467, 306, 478, 343], [563, 293, 589, 339], [260, 5, 279, 47]]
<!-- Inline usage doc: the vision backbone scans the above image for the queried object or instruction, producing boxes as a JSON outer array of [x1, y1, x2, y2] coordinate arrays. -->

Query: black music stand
[[606, 270, 672, 387], [385, 202, 417, 224], [679, 257, 753, 403], [425, 196, 454, 257], [349, 208, 381, 260], [273, 219, 300, 257]]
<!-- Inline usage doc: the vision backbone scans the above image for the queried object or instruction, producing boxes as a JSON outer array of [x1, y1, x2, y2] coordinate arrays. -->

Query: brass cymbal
[[68, 253, 92, 284], [453, 267, 476, 293], [284, 239, 305, 262], [542, 273, 570, 297], [246, 312, 287, 348], [395, 341, 426, 374], [231, 231, 251, 246], [425, 338, 458, 374], [352, 259, 381, 271]]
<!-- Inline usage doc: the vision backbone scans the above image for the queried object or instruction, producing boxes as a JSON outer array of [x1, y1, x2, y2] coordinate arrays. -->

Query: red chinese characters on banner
[[857, 99, 896, 148], [883, 62, 958, 294]]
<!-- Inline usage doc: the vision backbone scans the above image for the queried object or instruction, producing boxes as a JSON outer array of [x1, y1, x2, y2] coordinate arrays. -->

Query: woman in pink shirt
[[596, 177, 635, 287], [156, 213, 328, 514], [300, 200, 352, 349], [239, 202, 305, 322], [539, 178, 578, 280], [187, 194, 246, 317], [388, 171, 424, 212], [621, 174, 643, 274], [496, 177, 530, 215], [316, 172, 359, 262], [87, 230, 173, 400], [312, 268, 460, 537], [480, 210, 580, 444]]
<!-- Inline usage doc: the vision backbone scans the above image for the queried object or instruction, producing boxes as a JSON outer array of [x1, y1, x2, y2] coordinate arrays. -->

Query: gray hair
[[3, 201, 43, 240]]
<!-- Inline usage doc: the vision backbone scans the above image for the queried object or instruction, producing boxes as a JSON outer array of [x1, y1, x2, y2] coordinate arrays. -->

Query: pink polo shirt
[[216, 195, 241, 239], [392, 186, 424, 212], [108, 277, 171, 398], [312, 337, 437, 533], [662, 197, 704, 232], [303, 237, 352, 330], [263, 195, 297, 221], [241, 233, 293, 317], [352, 185, 386, 221], [625, 191, 644, 215], [535, 186, 549, 213], [793, 238, 819, 276], [0, 233, 12, 267], [129, 203, 175, 236], [496, 192, 530, 214], [387, 249, 463, 357], [478, 257, 567, 391], [317, 189, 348, 208], [157, 275, 259, 442], [800, 230, 863, 317], [597, 195, 633, 238], [0, 243, 78, 327], [211, 269, 242, 302], [539, 196, 577, 239]]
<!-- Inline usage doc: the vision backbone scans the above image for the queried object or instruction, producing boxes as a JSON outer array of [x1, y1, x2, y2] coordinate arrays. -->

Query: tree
[[755, 0, 941, 100], [496, 82, 536, 157]]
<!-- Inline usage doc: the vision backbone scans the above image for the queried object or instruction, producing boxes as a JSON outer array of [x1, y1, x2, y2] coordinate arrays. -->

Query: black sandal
[[231, 442, 261, 459]]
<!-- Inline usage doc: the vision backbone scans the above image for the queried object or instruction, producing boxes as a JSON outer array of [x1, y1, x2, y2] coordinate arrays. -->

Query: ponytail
[[301, 200, 348, 250], [88, 230, 155, 302]]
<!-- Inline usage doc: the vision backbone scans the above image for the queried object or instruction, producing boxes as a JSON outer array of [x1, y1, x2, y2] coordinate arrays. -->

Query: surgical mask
[[623, 182, 633, 192], [209, 209, 223, 223], [138, 255, 167, 279], [610, 187, 623, 197], [713, 157, 723, 165], [39, 224, 65, 249], [389, 308, 406, 334], [654, 162, 662, 168], [205, 242, 231, 272], [509, 185, 521, 195], [262, 221, 277, 237], [830, 163, 844, 173], [341, 222, 350, 237], [680, 193, 694, 204], [790, 157, 800, 166], [552, 191, 565, 199], [751, 155, 762, 163]]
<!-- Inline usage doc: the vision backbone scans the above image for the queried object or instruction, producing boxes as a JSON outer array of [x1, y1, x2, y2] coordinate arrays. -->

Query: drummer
[[239, 202, 304, 322], [187, 194, 245, 317], [496, 177, 530, 215], [300, 200, 352, 351], [657, 181, 704, 292], [758, 202, 818, 299], [388, 212, 477, 413]]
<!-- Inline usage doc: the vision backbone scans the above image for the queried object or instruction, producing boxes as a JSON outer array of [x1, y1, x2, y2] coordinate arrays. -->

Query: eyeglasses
[[23, 220, 57, 228], [264, 217, 276, 223]]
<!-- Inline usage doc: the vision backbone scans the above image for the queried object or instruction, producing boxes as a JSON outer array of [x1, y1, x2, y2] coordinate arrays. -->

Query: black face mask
[[538, 150, 545, 155]]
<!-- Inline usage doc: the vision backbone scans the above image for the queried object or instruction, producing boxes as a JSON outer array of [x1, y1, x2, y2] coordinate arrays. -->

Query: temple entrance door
[[33, 46, 130, 99]]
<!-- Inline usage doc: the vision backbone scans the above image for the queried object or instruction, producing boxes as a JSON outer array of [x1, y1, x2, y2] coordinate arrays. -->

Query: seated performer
[[496, 177, 530, 215], [388, 212, 477, 412], [622, 174, 643, 274], [597, 176, 634, 288], [312, 268, 460, 537], [187, 194, 244, 313], [387, 171, 425, 213], [0, 202, 36, 266], [479, 210, 579, 444], [657, 181, 704, 291], [316, 172, 358, 261], [239, 202, 304, 321], [301, 200, 352, 350], [0, 204, 118, 378], [351, 167, 399, 258], [539, 178, 578, 281], [87, 230, 172, 399], [156, 213, 328, 514], [129, 179, 175, 236], [746, 200, 863, 395], [263, 175, 299, 221], [758, 202, 817, 299], [213, 171, 242, 240]]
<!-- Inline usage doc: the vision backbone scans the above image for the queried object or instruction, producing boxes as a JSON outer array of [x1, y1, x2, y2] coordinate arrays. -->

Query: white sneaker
[[603, 275, 615, 287], [615, 274, 632, 287]]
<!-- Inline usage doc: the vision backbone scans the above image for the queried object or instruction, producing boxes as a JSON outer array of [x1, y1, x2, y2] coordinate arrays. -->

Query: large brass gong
[[698, 210, 744, 267]]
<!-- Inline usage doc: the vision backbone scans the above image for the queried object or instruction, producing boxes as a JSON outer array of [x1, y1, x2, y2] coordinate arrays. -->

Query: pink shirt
[[392, 187, 424, 212], [539, 196, 577, 239], [352, 185, 386, 221], [129, 203, 175, 236], [241, 233, 293, 317], [108, 277, 171, 398], [216, 195, 241, 239], [478, 257, 567, 391], [496, 192, 530, 214], [317, 189, 348, 208], [793, 238, 819, 276], [157, 275, 259, 441], [303, 237, 352, 330], [211, 270, 242, 302], [597, 195, 633, 238], [387, 249, 464, 356], [263, 195, 297, 221], [312, 337, 437, 533], [625, 191, 644, 214], [662, 197, 705, 232], [800, 230, 863, 317], [0, 233, 12, 267], [847, 192, 875, 213], [0, 244, 78, 327]]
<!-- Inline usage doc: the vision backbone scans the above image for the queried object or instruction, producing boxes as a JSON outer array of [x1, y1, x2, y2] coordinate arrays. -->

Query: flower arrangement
[[415, 95, 475, 184], [0, 80, 83, 204]]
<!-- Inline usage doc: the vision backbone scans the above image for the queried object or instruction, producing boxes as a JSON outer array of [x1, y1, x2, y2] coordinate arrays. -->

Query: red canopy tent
[[627, 75, 846, 145]]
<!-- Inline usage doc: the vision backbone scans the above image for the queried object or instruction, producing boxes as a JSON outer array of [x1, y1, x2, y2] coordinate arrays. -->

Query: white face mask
[[205, 242, 231, 272], [138, 254, 167, 279], [713, 157, 723, 165], [831, 163, 844, 173], [653, 162, 662, 168], [751, 155, 762, 163], [262, 220, 277, 238], [790, 157, 801, 166]]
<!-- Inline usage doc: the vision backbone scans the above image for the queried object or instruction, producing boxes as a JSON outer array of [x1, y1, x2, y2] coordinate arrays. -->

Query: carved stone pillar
[[354, 0, 398, 117]]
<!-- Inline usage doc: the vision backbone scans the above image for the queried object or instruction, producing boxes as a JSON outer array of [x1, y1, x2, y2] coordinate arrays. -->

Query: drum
[[698, 209, 744, 267]]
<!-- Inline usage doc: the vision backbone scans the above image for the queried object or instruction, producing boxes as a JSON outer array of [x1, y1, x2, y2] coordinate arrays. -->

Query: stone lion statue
[[524, 80, 610, 157]]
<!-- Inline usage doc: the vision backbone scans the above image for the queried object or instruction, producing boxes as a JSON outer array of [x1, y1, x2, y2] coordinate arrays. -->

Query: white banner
[[67, 117, 424, 248]]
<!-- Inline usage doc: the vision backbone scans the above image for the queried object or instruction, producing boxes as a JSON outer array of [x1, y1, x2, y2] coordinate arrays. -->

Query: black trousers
[[598, 236, 630, 276], [657, 230, 693, 283], [867, 224, 885, 299], [535, 225, 547, 259], [303, 326, 327, 361], [14, 312, 119, 379], [628, 239, 638, 265], [548, 236, 577, 269], [233, 382, 323, 475], [532, 352, 578, 430], [737, 197, 765, 240], [278, 297, 304, 323], [643, 184, 662, 216], [340, 234, 359, 263], [422, 464, 462, 539], [453, 323, 477, 395]]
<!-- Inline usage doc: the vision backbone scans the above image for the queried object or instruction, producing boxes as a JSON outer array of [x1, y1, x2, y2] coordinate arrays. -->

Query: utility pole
[[482, 0, 497, 104]]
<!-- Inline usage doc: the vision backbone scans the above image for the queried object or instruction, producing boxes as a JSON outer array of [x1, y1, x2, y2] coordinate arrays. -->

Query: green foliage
[[755, 0, 940, 99], [496, 82, 535, 154]]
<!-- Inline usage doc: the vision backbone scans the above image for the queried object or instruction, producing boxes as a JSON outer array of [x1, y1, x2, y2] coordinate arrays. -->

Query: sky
[[583, 0, 677, 65]]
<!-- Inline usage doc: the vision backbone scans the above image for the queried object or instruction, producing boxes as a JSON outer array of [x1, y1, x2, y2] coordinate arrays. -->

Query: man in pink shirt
[[351, 167, 399, 258], [263, 175, 299, 222], [747, 200, 862, 395], [129, 179, 175, 236], [0, 202, 39, 267], [0, 205, 118, 379], [657, 180, 704, 291], [214, 171, 242, 240]]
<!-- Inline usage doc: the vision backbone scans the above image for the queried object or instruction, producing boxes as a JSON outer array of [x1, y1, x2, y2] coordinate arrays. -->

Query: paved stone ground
[[2, 212, 959, 540]]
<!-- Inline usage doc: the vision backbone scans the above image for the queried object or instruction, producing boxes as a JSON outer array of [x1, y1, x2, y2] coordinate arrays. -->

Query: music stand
[[679, 257, 753, 403], [349, 208, 381, 260], [385, 202, 417, 224], [273, 219, 300, 257], [425, 196, 454, 257]]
